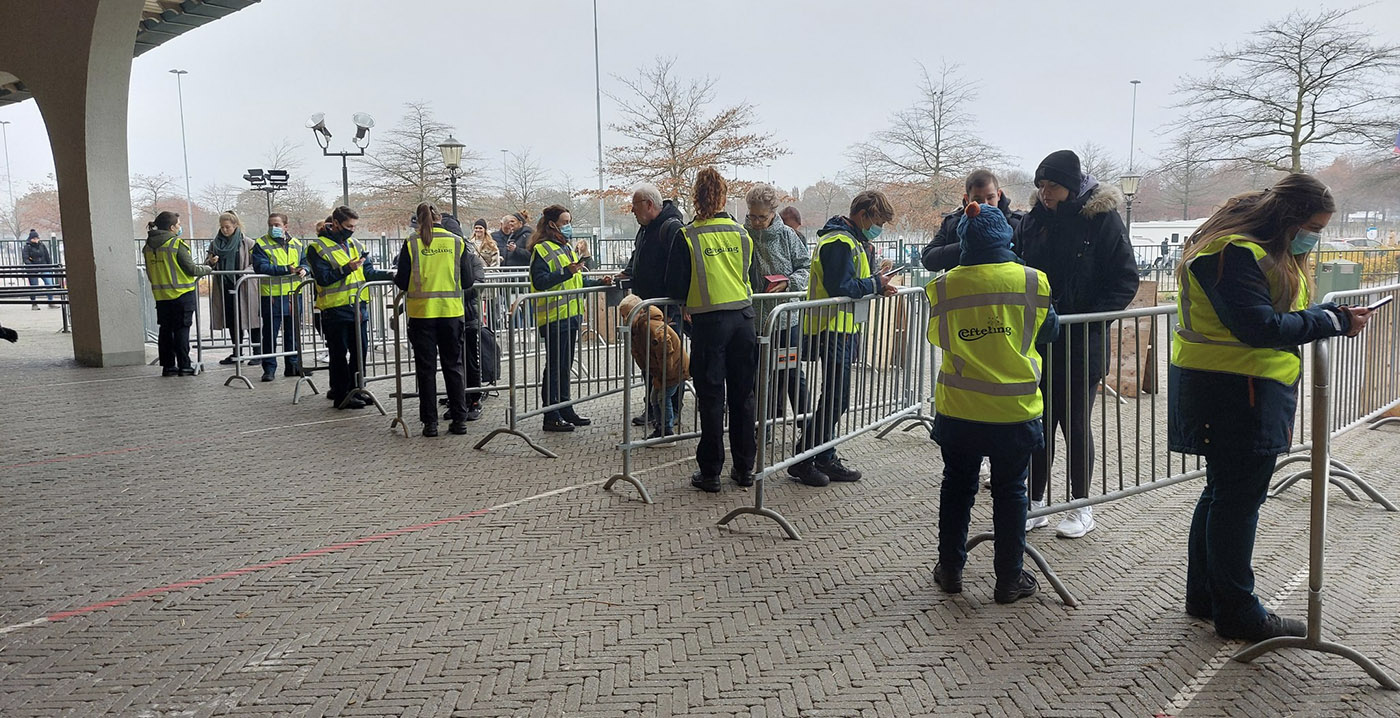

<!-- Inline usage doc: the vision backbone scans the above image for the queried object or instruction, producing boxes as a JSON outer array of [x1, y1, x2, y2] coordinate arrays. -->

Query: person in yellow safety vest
[[925, 202, 1059, 605], [143, 210, 212, 376], [306, 206, 394, 410], [392, 203, 479, 437], [787, 190, 899, 488], [250, 212, 309, 382], [1170, 173, 1372, 642], [528, 204, 613, 433], [662, 167, 757, 493]]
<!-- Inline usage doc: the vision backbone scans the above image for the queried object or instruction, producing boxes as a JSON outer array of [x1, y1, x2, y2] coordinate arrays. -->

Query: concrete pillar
[[0, 0, 146, 366]]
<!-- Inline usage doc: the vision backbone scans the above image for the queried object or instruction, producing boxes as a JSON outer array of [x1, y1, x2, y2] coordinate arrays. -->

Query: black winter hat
[[1034, 150, 1082, 196], [473, 218, 488, 230]]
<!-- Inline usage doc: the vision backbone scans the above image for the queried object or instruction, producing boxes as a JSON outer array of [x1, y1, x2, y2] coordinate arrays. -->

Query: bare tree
[[1076, 141, 1123, 184], [801, 180, 852, 222], [1152, 134, 1216, 220], [1172, 7, 1400, 173], [262, 138, 305, 173], [853, 61, 1005, 209], [502, 148, 550, 213], [130, 173, 179, 219], [198, 183, 244, 217], [605, 57, 787, 202], [357, 101, 482, 211]]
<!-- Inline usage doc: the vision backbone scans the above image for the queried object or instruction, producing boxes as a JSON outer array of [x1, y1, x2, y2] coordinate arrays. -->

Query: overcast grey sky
[[0, 0, 1396, 204]]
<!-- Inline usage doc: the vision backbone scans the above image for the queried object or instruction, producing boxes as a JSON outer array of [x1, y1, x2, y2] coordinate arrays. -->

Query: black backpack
[[479, 326, 501, 385]]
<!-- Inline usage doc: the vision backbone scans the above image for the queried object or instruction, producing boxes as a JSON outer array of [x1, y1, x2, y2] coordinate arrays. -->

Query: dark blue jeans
[[795, 332, 855, 463], [938, 445, 1029, 583], [260, 295, 301, 372], [1186, 452, 1276, 632]]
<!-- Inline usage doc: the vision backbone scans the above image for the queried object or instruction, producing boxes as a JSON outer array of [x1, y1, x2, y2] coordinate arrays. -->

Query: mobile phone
[[879, 264, 906, 277], [1365, 295, 1394, 311]]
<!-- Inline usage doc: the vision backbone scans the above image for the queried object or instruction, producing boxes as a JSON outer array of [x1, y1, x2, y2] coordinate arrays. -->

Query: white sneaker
[[1055, 506, 1096, 539], [1026, 500, 1049, 531]]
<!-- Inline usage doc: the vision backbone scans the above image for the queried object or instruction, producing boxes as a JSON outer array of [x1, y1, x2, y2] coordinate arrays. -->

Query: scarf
[[210, 228, 245, 272]]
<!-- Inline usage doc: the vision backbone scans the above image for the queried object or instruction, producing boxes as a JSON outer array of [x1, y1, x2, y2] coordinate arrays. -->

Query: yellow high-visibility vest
[[1172, 234, 1311, 385], [308, 236, 367, 311], [406, 227, 465, 319], [926, 262, 1053, 423], [804, 230, 871, 334], [681, 216, 752, 313], [531, 240, 585, 325], [144, 235, 198, 301], [255, 235, 306, 297]]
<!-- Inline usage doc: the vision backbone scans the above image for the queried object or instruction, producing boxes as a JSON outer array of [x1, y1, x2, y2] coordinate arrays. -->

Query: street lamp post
[[438, 135, 465, 217], [1119, 174, 1142, 240], [0, 120, 14, 238], [1128, 79, 1142, 172], [169, 69, 195, 234], [499, 149, 509, 205], [307, 112, 374, 208], [592, 0, 606, 243]]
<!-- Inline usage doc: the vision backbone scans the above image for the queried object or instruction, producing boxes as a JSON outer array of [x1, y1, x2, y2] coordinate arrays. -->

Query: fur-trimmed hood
[[1027, 175, 1123, 219]]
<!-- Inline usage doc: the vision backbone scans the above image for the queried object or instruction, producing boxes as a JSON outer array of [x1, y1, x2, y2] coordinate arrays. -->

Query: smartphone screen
[[1366, 295, 1394, 311]]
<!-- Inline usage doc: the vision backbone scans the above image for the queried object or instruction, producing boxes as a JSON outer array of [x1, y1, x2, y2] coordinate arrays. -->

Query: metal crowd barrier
[[1269, 283, 1400, 510], [719, 286, 931, 540], [349, 281, 410, 434], [220, 272, 317, 395], [0, 263, 71, 332], [474, 284, 629, 457], [1233, 300, 1400, 690]]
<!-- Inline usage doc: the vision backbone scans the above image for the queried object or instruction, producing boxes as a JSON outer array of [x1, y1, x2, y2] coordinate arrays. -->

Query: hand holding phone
[[1365, 295, 1393, 312]]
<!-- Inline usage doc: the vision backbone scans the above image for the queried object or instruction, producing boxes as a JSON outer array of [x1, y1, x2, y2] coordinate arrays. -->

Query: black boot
[[994, 571, 1039, 604], [690, 470, 721, 493], [933, 562, 963, 594]]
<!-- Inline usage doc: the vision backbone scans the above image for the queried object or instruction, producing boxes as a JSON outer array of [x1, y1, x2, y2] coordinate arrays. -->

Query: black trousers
[[795, 332, 856, 464], [540, 317, 580, 422], [462, 323, 482, 408], [689, 308, 758, 477], [1030, 367, 1097, 502], [323, 313, 368, 400], [155, 291, 197, 370], [409, 316, 467, 424]]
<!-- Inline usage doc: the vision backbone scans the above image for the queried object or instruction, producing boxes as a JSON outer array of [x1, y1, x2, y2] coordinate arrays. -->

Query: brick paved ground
[[2, 304, 1399, 717]]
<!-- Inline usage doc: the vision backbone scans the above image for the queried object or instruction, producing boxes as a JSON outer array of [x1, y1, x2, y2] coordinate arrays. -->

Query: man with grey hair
[[619, 182, 688, 430]]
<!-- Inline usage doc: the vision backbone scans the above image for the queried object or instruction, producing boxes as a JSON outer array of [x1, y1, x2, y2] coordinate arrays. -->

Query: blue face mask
[[865, 223, 883, 241], [560, 224, 574, 239], [175, 227, 182, 237], [270, 226, 285, 239], [1291, 228, 1321, 255]]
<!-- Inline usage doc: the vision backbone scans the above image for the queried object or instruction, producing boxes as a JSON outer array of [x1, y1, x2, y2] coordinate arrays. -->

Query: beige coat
[[208, 237, 262, 332]]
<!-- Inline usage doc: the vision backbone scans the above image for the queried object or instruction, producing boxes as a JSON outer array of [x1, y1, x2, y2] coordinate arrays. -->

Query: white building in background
[[1129, 219, 1206, 265]]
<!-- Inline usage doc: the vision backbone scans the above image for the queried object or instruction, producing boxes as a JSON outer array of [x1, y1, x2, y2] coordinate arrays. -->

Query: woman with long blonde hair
[[1170, 172, 1372, 641]]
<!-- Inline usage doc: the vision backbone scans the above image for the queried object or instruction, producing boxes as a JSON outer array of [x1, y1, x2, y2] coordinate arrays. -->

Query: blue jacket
[[1168, 244, 1351, 457], [814, 215, 881, 299], [307, 229, 393, 321], [250, 236, 310, 278]]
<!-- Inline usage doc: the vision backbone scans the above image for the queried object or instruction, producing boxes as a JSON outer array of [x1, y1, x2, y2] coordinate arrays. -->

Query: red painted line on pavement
[[0, 437, 203, 471], [44, 508, 493, 622]]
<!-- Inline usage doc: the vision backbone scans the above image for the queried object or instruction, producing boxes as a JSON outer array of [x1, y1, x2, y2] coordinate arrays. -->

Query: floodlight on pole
[[308, 113, 373, 208], [169, 69, 195, 236], [244, 167, 289, 216], [0, 120, 14, 239]]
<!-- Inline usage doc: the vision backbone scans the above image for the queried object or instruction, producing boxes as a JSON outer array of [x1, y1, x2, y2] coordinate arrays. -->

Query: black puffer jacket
[[624, 200, 684, 300], [920, 193, 1023, 272], [23, 240, 52, 265], [1013, 176, 1139, 379]]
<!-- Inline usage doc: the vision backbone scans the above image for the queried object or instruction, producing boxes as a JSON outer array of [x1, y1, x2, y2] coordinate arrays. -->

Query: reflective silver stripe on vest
[[934, 275, 951, 349], [150, 243, 196, 290], [928, 291, 1047, 317], [685, 222, 752, 313], [937, 371, 1039, 397], [1177, 255, 1250, 348]]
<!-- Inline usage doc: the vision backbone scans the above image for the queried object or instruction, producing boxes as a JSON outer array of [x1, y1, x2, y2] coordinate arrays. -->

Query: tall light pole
[[499, 149, 509, 207], [308, 112, 374, 208], [592, 0, 606, 241], [438, 135, 465, 217], [1128, 79, 1142, 172], [0, 120, 14, 238], [169, 69, 194, 234]]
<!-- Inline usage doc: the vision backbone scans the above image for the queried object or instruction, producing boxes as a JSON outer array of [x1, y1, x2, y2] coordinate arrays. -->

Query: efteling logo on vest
[[958, 318, 1012, 342], [703, 245, 741, 257], [420, 245, 457, 257]]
